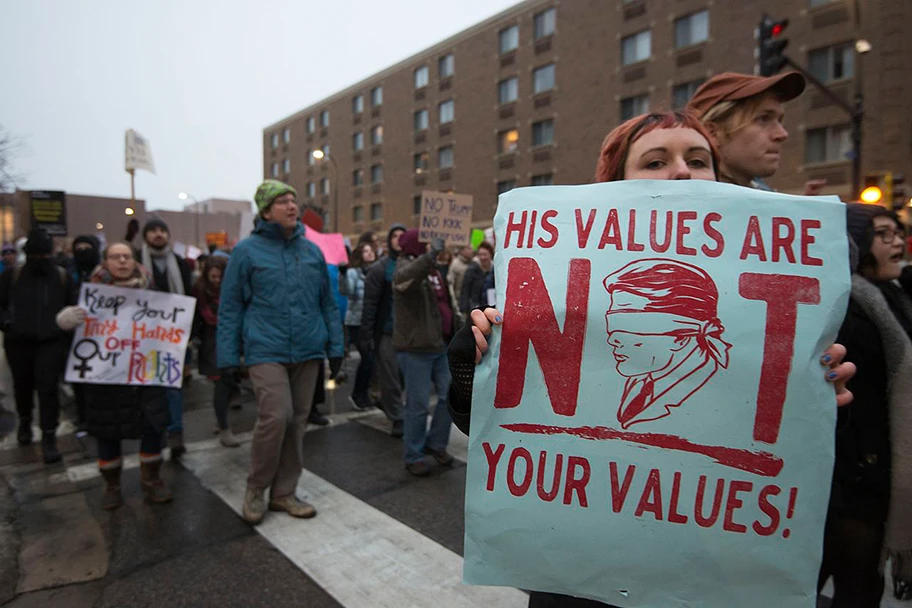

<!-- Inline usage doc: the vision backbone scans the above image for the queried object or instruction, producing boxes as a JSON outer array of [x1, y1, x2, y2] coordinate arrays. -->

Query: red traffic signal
[[758, 16, 789, 76]]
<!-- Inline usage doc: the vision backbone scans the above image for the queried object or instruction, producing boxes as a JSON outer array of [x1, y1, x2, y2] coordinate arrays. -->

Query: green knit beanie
[[254, 179, 297, 213]]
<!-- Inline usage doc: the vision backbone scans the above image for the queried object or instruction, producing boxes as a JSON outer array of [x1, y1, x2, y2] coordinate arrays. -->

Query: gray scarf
[[850, 274, 912, 577], [141, 243, 185, 295]]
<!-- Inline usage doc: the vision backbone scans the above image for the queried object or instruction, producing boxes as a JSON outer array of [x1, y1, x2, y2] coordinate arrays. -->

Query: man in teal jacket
[[218, 179, 344, 525]]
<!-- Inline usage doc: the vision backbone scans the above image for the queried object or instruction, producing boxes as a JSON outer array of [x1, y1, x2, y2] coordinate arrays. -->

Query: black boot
[[42, 432, 61, 464], [17, 420, 33, 446], [308, 406, 329, 426]]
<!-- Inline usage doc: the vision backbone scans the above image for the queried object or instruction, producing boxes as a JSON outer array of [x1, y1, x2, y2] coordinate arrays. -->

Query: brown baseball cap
[[686, 71, 806, 118]]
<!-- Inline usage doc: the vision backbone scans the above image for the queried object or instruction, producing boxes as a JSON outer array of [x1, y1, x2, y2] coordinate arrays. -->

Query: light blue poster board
[[464, 180, 850, 607]]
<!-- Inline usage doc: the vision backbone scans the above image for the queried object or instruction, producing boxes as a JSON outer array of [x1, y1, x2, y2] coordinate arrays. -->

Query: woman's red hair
[[594, 111, 720, 183]]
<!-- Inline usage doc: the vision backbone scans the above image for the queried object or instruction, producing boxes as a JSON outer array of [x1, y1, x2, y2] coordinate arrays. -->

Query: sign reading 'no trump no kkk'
[[419, 190, 473, 247], [64, 284, 196, 388], [463, 181, 850, 607]]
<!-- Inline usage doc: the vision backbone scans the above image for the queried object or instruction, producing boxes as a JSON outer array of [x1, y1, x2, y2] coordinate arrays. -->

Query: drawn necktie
[[618, 377, 656, 427]]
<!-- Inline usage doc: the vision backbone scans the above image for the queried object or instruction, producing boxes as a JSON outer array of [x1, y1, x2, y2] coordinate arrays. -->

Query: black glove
[[329, 357, 343, 380], [219, 367, 241, 392], [447, 314, 478, 419], [430, 237, 445, 257]]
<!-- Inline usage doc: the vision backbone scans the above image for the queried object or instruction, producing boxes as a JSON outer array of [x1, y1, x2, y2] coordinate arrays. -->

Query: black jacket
[[148, 252, 192, 295], [361, 255, 395, 342], [459, 262, 491, 313], [0, 262, 77, 343], [84, 384, 170, 440], [830, 296, 892, 522]]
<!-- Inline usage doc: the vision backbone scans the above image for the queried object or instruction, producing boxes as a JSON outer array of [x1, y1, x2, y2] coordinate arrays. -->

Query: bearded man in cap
[[140, 217, 193, 457], [0, 228, 78, 463], [687, 72, 826, 196], [218, 179, 343, 525]]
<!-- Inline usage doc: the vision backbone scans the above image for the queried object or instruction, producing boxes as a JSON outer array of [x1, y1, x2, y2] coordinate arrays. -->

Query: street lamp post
[[312, 150, 339, 232], [178, 192, 201, 250]]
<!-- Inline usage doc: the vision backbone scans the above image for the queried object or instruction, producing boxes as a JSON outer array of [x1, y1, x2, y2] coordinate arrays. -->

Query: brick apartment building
[[263, 0, 912, 238]]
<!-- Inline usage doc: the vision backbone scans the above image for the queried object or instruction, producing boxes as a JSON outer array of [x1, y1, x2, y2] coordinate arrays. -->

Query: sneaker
[[405, 460, 431, 477], [348, 395, 373, 412], [308, 411, 330, 426], [243, 487, 266, 524], [17, 422, 33, 446], [425, 448, 454, 467], [219, 428, 241, 448], [390, 420, 404, 438], [268, 495, 317, 519]]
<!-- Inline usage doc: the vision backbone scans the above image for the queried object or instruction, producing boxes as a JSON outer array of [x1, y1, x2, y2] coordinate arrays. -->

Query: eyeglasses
[[106, 254, 133, 261], [873, 228, 905, 244]]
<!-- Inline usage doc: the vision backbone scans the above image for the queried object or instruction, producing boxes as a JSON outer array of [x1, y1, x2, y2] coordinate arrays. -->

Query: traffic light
[[892, 174, 907, 211], [860, 171, 893, 205], [757, 15, 789, 77]]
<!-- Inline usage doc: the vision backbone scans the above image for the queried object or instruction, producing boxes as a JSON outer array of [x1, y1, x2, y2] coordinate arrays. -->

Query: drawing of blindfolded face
[[605, 291, 693, 378]]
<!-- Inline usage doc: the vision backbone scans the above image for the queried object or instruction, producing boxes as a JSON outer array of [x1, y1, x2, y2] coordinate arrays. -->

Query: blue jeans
[[396, 351, 452, 464], [165, 387, 183, 434]]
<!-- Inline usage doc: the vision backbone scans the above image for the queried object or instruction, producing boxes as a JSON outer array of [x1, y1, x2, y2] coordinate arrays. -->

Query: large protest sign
[[64, 284, 196, 387], [463, 181, 850, 607], [419, 190, 473, 247]]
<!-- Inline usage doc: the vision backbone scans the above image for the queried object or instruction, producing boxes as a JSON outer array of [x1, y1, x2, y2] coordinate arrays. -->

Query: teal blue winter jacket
[[217, 221, 344, 368]]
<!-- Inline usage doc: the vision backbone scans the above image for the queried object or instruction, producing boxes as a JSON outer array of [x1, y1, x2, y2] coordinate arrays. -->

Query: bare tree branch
[[0, 125, 26, 192]]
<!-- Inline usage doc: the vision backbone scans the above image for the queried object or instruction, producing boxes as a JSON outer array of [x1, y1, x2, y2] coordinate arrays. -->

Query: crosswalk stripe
[[180, 440, 528, 608]]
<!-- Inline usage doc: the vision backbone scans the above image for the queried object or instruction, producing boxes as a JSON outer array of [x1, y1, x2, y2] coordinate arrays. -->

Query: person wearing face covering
[[0, 228, 77, 464], [66, 235, 101, 429]]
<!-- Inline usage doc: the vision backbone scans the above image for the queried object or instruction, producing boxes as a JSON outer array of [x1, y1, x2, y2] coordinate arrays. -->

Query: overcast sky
[[0, 0, 519, 211]]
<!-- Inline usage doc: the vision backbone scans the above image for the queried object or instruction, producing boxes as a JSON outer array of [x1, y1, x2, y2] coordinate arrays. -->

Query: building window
[[371, 125, 383, 146], [439, 99, 455, 124], [622, 30, 651, 65], [439, 54, 455, 78], [672, 80, 704, 109], [498, 77, 518, 104], [321, 178, 330, 195], [320, 143, 330, 157], [620, 94, 650, 120], [353, 132, 364, 151], [282, 128, 290, 144], [271, 162, 279, 177], [674, 10, 709, 49], [414, 152, 429, 173], [353, 205, 364, 223], [498, 129, 519, 154], [319, 110, 330, 128], [307, 182, 316, 198], [306, 149, 315, 166], [497, 180, 517, 195], [413, 195, 422, 215], [353, 169, 364, 187], [532, 119, 554, 147], [808, 43, 855, 83], [534, 8, 556, 39], [414, 65, 429, 89], [282, 158, 290, 174], [371, 164, 383, 184], [809, 0, 838, 6], [439, 146, 454, 169], [306, 116, 315, 133], [270, 133, 279, 148], [806, 125, 851, 164], [531, 174, 553, 186], [370, 202, 383, 221], [499, 25, 519, 54], [533, 64, 556, 94], [414, 109, 429, 132], [370, 86, 383, 107], [352, 95, 364, 114]]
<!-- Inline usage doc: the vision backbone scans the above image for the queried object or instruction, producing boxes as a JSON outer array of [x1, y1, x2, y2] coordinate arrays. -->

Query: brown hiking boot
[[243, 487, 267, 524], [406, 460, 432, 477], [100, 467, 123, 510], [425, 448, 454, 467], [140, 460, 173, 504], [268, 495, 317, 519]]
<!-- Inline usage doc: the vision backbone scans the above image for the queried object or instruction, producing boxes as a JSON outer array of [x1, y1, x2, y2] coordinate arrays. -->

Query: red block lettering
[[598, 209, 622, 250], [563, 456, 590, 507], [536, 452, 563, 502], [801, 220, 824, 266], [634, 468, 663, 520], [609, 462, 635, 514], [739, 273, 821, 444], [483, 442, 505, 491], [507, 447, 534, 497], [576, 209, 597, 249], [504, 211, 528, 249], [694, 476, 724, 528], [753, 484, 782, 536], [538, 210, 559, 248], [723, 480, 753, 533], [627, 210, 645, 252], [739, 216, 767, 261], [772, 218, 797, 263], [702, 213, 724, 258], [675, 211, 698, 256], [668, 472, 688, 524], [650, 211, 673, 253], [494, 258, 590, 416]]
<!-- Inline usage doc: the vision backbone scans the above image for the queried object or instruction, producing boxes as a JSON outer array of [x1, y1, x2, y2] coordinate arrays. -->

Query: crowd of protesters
[[0, 67, 909, 607]]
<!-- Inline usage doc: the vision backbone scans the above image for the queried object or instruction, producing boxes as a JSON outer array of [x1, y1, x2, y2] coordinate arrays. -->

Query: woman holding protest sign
[[445, 111, 856, 607], [194, 256, 241, 448], [56, 242, 172, 510], [819, 204, 912, 606]]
